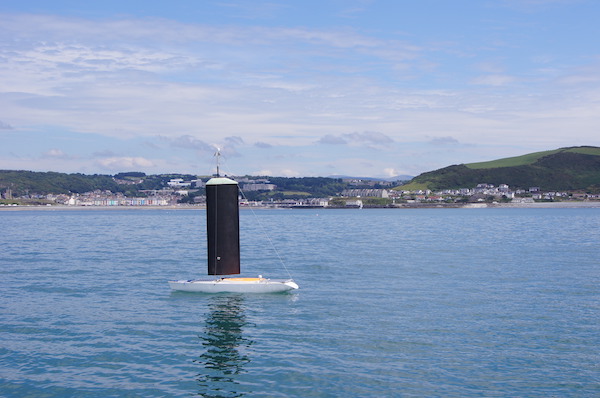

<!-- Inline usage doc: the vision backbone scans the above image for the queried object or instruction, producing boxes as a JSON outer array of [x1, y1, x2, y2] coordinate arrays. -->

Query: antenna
[[214, 147, 221, 177]]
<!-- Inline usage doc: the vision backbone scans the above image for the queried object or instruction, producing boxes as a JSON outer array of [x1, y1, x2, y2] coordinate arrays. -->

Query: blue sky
[[1, 0, 600, 178]]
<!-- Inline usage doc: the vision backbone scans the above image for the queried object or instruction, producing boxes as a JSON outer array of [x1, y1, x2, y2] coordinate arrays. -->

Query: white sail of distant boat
[[168, 152, 298, 293]]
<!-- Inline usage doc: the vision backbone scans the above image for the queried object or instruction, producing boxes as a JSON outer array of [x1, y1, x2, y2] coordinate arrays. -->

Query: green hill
[[0, 170, 352, 199], [400, 146, 600, 192], [0, 170, 123, 195], [0, 170, 202, 196]]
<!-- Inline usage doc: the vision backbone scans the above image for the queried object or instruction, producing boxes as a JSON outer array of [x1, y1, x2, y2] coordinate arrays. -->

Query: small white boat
[[169, 158, 298, 294], [168, 277, 299, 293]]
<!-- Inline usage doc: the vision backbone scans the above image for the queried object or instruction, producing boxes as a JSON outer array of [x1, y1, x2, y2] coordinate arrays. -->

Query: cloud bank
[[1, 1, 600, 177]]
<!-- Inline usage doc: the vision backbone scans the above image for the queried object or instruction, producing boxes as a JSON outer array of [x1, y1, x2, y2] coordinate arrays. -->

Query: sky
[[1, 0, 600, 179]]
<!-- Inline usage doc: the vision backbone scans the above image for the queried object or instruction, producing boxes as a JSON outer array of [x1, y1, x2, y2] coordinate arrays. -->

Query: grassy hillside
[[465, 147, 600, 169], [465, 149, 562, 169], [399, 146, 600, 192]]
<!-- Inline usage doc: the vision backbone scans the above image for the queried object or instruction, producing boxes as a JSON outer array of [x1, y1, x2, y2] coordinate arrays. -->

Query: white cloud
[[279, 168, 301, 177], [96, 157, 154, 171], [318, 134, 348, 145], [42, 149, 70, 159], [429, 136, 460, 146], [168, 135, 214, 152], [249, 168, 298, 177], [318, 131, 394, 146], [251, 169, 272, 176], [346, 131, 394, 145], [383, 168, 399, 177], [1, 7, 600, 177]]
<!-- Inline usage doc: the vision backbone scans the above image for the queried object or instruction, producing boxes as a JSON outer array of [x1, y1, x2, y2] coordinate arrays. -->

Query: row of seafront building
[[3, 177, 599, 208], [52, 191, 175, 206], [272, 183, 600, 208], [408, 183, 600, 202], [50, 183, 582, 208], [0, 176, 282, 207]]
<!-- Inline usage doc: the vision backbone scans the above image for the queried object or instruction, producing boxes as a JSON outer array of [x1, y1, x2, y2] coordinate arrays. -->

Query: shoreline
[[2, 201, 600, 211], [0, 204, 203, 211]]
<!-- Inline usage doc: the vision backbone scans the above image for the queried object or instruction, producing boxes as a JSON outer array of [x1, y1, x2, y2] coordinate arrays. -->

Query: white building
[[168, 178, 192, 187]]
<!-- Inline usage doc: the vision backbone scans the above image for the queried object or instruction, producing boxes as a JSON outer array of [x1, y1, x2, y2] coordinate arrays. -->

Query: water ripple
[[1, 208, 599, 396]]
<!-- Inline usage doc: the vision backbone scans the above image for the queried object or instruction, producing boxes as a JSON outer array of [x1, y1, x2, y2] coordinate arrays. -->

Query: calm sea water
[[1, 207, 599, 397]]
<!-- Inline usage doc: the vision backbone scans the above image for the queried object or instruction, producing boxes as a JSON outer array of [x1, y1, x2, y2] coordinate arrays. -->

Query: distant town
[[2, 174, 599, 208]]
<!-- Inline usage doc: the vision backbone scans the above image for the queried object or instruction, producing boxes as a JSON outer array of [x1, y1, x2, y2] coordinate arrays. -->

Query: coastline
[[487, 201, 600, 208], [0, 204, 204, 211], [2, 201, 600, 211]]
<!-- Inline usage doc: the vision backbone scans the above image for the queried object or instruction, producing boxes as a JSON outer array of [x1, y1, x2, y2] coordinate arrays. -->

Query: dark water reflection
[[196, 295, 253, 398]]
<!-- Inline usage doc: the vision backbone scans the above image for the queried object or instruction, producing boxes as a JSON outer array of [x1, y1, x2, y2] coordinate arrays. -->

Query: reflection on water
[[196, 295, 253, 397]]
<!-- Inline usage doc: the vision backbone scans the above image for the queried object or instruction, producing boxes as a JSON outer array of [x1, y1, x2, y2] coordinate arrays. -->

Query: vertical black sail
[[206, 177, 240, 276]]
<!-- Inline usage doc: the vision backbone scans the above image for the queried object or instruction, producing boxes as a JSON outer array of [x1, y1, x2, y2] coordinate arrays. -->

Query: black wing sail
[[206, 178, 241, 276]]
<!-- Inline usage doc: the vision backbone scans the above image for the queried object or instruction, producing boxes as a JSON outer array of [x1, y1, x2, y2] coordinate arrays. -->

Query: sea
[[1, 207, 599, 397]]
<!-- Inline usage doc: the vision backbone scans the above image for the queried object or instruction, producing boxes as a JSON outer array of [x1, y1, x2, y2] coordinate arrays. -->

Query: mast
[[205, 157, 240, 276], [214, 148, 221, 177]]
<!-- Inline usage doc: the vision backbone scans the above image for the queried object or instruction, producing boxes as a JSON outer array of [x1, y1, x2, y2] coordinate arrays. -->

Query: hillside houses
[[396, 183, 575, 204], [242, 183, 276, 191], [167, 178, 205, 188], [3, 170, 599, 208], [341, 189, 389, 198]]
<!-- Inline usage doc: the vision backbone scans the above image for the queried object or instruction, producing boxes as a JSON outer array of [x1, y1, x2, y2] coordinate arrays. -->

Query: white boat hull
[[168, 277, 299, 293]]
